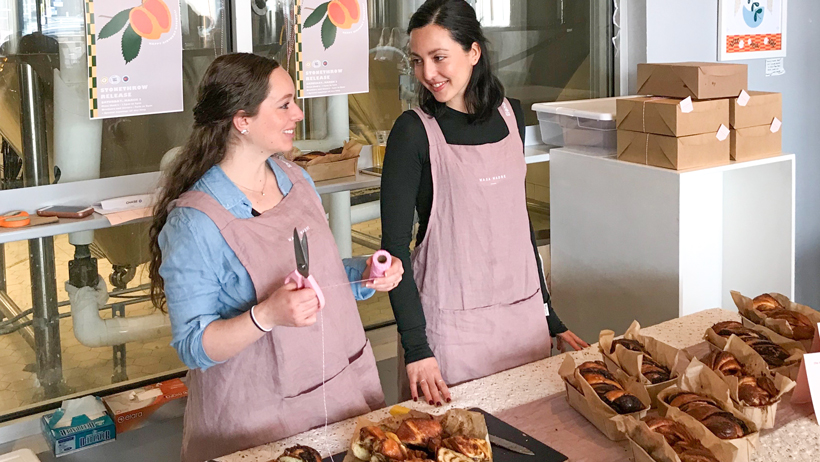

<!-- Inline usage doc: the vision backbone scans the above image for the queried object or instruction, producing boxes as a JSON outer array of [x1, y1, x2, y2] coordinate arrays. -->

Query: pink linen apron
[[171, 158, 384, 462], [401, 100, 551, 391]]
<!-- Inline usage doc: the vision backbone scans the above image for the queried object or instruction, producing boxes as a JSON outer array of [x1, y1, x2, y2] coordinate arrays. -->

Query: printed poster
[[83, 0, 183, 119], [719, 0, 787, 61], [296, 0, 369, 99]]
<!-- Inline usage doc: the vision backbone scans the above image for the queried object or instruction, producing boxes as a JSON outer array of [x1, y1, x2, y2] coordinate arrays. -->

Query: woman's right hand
[[406, 357, 451, 406], [257, 282, 321, 328]]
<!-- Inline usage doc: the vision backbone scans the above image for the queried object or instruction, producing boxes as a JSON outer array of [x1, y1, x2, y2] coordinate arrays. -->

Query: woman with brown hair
[[148, 53, 402, 462]]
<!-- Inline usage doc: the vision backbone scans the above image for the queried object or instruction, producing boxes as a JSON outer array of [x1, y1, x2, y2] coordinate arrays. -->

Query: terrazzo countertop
[[219, 308, 820, 462]]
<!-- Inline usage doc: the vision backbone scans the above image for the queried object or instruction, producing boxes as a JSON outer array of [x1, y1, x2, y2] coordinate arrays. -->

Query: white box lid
[[531, 97, 624, 121]]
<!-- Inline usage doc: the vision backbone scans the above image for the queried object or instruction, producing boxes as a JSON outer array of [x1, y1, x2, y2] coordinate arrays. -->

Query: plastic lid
[[531, 97, 622, 121], [0, 449, 41, 462]]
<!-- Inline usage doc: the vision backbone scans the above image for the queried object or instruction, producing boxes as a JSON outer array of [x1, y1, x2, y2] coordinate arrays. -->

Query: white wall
[[631, 0, 820, 308]]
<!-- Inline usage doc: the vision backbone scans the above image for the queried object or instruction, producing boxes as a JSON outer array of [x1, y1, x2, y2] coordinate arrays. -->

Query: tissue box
[[103, 378, 188, 434], [41, 409, 115, 457]]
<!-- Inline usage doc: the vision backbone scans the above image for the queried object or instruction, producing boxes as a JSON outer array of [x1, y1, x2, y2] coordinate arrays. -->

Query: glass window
[[0, 0, 228, 419]]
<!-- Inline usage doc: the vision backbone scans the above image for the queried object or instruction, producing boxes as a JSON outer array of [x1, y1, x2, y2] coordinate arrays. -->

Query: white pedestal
[[549, 149, 795, 342]]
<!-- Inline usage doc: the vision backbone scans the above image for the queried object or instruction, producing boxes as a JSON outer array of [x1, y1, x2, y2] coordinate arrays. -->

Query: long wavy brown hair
[[149, 53, 280, 311]]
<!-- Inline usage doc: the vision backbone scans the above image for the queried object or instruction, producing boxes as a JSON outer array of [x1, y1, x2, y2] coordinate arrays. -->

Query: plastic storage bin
[[532, 97, 619, 152]]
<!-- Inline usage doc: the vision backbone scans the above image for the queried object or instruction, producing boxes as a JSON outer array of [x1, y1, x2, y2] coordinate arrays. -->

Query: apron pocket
[[280, 340, 382, 434]]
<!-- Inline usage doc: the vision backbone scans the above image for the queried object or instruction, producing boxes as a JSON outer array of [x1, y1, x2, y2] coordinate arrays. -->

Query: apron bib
[[172, 158, 384, 462], [401, 100, 551, 392]]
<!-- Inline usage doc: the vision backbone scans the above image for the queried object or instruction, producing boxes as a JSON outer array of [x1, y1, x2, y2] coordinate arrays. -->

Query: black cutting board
[[322, 408, 567, 462]]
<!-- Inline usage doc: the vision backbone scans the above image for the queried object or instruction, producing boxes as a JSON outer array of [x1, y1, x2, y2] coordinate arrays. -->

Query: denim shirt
[[159, 158, 374, 370]]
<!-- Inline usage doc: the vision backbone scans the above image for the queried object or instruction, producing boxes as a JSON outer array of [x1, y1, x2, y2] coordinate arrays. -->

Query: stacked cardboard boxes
[[616, 62, 782, 170]]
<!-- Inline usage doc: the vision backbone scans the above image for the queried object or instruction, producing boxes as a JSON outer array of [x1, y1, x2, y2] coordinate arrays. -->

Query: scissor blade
[[293, 228, 309, 278]]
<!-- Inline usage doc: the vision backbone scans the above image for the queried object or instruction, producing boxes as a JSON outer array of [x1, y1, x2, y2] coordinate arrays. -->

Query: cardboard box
[[42, 410, 116, 457], [102, 378, 188, 434], [731, 125, 782, 161], [300, 157, 357, 182], [617, 130, 730, 170], [730, 91, 782, 129], [617, 97, 729, 137], [637, 62, 748, 100]]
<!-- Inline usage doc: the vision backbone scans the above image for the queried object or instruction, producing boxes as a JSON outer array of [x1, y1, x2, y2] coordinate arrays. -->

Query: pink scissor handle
[[284, 270, 326, 310]]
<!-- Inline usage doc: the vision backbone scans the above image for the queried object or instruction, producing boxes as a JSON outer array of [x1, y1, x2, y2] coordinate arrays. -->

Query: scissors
[[0, 210, 30, 228], [284, 228, 326, 310]]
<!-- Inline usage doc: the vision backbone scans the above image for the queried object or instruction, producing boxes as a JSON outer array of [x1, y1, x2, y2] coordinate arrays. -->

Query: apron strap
[[171, 191, 236, 230], [497, 98, 521, 144], [271, 156, 309, 186], [412, 107, 447, 148]]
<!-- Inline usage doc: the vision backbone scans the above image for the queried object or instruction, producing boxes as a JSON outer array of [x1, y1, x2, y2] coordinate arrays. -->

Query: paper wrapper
[[599, 321, 692, 408], [623, 413, 736, 462], [558, 354, 650, 441], [701, 336, 796, 429], [287, 140, 363, 166], [657, 360, 760, 462], [731, 290, 820, 350], [705, 322, 804, 380], [343, 408, 491, 462]]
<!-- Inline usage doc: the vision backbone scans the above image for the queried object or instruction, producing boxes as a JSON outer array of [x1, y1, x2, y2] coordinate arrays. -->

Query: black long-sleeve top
[[380, 98, 568, 364]]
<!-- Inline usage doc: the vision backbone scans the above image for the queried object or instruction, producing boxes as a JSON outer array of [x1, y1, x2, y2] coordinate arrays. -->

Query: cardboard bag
[[731, 290, 820, 349], [599, 321, 691, 408], [624, 414, 736, 462], [706, 336, 796, 429], [705, 323, 804, 379], [657, 362, 760, 462], [558, 354, 650, 441]]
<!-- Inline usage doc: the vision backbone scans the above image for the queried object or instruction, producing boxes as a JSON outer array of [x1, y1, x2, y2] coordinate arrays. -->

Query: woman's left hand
[[556, 330, 590, 352], [363, 253, 403, 292]]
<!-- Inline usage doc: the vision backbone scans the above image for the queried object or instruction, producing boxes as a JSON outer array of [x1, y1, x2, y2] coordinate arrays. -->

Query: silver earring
[[240, 129, 249, 135]]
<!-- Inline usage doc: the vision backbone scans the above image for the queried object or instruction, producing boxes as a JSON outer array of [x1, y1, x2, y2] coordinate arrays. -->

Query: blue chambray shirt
[[159, 158, 374, 370]]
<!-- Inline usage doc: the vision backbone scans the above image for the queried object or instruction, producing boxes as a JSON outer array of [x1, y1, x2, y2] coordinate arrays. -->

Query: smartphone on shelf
[[36, 205, 94, 219], [360, 167, 383, 177]]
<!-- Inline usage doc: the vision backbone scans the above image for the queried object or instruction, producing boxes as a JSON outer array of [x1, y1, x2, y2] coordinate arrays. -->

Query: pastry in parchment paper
[[351, 426, 386, 460], [395, 418, 443, 447], [642, 417, 720, 462], [610, 339, 671, 384], [275, 445, 322, 462], [752, 294, 784, 314], [665, 392, 750, 440], [441, 436, 491, 462], [576, 361, 645, 414]]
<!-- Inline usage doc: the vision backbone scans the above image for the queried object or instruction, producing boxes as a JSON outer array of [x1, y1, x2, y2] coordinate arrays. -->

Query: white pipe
[[351, 200, 380, 224], [293, 95, 350, 153], [66, 279, 171, 348]]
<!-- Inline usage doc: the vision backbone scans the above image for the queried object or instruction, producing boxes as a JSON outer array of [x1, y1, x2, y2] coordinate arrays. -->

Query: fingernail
[[428, 400, 434, 405], [413, 397, 417, 402], [436, 402, 442, 407], [446, 398, 451, 403]]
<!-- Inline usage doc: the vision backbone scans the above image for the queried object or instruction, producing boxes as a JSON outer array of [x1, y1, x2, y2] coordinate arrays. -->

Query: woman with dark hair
[[381, 0, 589, 405], [148, 53, 400, 462]]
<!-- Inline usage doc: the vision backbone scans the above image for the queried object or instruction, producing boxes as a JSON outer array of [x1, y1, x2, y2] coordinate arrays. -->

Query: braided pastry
[[610, 339, 671, 384], [642, 417, 720, 462], [276, 445, 322, 462], [752, 294, 784, 315], [577, 361, 645, 414], [750, 294, 815, 340], [705, 351, 778, 407], [710, 322, 791, 368], [665, 392, 750, 440]]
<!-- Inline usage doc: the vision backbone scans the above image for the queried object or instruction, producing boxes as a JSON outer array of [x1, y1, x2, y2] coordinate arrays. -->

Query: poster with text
[[83, 0, 183, 119], [296, 0, 369, 99], [719, 0, 787, 61]]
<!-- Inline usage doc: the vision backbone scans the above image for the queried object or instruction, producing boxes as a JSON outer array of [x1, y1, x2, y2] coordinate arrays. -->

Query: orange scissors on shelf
[[0, 210, 30, 228]]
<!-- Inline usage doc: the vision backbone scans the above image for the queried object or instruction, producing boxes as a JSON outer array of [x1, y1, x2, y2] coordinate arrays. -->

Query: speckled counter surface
[[218, 308, 819, 462]]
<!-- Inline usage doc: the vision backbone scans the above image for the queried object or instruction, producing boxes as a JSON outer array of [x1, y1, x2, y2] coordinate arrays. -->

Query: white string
[[320, 306, 335, 462]]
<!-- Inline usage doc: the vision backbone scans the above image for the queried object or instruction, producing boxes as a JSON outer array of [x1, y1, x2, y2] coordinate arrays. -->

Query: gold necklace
[[236, 171, 267, 197]]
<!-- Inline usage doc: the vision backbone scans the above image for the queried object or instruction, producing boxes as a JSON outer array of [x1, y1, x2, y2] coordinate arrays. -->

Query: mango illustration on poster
[[84, 0, 183, 119], [297, 0, 369, 99], [719, 0, 787, 61]]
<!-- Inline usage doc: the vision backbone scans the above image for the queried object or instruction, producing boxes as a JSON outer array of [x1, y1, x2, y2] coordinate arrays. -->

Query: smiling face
[[236, 67, 304, 154], [409, 24, 480, 112]]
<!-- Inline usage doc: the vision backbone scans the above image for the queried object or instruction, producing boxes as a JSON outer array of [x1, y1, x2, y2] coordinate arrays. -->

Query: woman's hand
[[406, 357, 451, 406], [363, 253, 404, 292], [556, 330, 590, 352], [257, 282, 321, 328]]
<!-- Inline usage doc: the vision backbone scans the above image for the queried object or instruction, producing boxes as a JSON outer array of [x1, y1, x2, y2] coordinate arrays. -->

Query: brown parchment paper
[[704, 323, 804, 379], [287, 140, 362, 166], [622, 412, 736, 462], [731, 290, 820, 349]]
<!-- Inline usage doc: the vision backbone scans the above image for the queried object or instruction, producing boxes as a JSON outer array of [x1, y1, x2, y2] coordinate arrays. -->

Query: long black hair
[[149, 53, 279, 311], [408, 0, 504, 124]]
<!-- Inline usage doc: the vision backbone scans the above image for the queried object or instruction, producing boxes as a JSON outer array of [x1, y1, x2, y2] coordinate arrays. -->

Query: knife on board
[[489, 434, 535, 456]]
